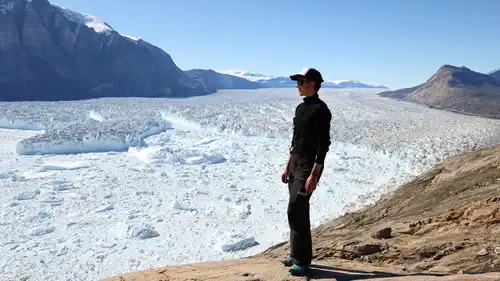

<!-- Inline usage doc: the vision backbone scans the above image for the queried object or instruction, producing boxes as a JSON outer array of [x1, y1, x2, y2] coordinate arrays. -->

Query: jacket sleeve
[[315, 106, 332, 164], [290, 106, 299, 153], [290, 117, 295, 153]]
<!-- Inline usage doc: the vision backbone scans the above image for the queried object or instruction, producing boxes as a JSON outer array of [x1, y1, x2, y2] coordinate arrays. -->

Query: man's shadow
[[300, 264, 448, 280]]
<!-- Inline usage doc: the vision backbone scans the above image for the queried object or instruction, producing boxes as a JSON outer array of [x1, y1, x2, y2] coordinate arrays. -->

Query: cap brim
[[289, 74, 305, 81]]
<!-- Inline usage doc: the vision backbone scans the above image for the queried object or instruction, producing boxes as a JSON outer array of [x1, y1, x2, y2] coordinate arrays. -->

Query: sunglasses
[[297, 79, 308, 86]]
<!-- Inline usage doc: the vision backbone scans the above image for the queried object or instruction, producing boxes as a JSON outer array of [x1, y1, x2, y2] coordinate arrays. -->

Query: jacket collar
[[303, 92, 319, 103]]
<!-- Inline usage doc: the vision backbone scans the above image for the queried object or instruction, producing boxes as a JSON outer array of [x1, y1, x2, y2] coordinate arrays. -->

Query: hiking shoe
[[280, 257, 295, 267], [288, 264, 309, 276]]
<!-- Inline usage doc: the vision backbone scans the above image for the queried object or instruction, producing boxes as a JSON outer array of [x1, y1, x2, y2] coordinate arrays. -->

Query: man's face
[[296, 78, 315, 96]]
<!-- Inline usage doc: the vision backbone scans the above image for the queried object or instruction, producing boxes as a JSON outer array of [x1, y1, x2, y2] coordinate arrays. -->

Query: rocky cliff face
[[0, 0, 213, 101], [379, 65, 500, 118]]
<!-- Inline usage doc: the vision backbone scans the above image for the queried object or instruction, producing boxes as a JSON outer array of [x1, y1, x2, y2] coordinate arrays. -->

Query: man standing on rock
[[281, 67, 332, 275]]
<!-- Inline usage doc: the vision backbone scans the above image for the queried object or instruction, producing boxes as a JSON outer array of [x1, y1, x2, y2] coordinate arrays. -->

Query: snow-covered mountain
[[330, 80, 388, 89], [54, 5, 140, 42], [217, 70, 275, 82], [216, 70, 388, 89], [489, 69, 500, 79], [0, 0, 212, 101], [185, 69, 262, 90]]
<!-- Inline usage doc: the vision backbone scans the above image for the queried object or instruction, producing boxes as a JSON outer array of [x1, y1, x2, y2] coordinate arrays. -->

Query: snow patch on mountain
[[217, 70, 275, 82], [51, 4, 147, 45], [332, 80, 361, 84], [55, 6, 114, 34], [121, 34, 140, 42], [488, 69, 500, 75]]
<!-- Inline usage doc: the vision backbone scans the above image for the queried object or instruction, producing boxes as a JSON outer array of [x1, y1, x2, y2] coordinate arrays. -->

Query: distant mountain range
[[184, 69, 262, 90], [217, 71, 275, 82], [379, 65, 500, 118], [217, 70, 389, 89], [0, 0, 421, 102]]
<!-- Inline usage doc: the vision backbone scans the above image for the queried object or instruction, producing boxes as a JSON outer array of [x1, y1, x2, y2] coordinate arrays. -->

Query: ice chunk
[[231, 203, 252, 220], [14, 190, 40, 200], [16, 118, 168, 155], [22, 171, 55, 179], [221, 236, 259, 252], [0, 117, 44, 130], [88, 111, 105, 122], [96, 204, 114, 213], [172, 200, 196, 212], [128, 146, 182, 164], [100, 242, 117, 249], [30, 225, 55, 237], [40, 161, 90, 171], [126, 223, 160, 240], [185, 153, 226, 165]]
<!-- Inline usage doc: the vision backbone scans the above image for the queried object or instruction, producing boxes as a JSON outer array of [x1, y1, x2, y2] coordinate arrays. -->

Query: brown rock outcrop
[[379, 65, 500, 119]]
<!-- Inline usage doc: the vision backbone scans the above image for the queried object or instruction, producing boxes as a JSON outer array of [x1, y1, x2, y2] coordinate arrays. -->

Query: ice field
[[2, 88, 500, 281]]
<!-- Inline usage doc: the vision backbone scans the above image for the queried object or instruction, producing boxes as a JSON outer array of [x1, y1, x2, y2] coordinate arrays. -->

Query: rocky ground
[[101, 144, 500, 281]]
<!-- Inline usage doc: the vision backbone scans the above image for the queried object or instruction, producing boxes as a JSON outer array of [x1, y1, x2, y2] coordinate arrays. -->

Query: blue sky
[[51, 0, 499, 89]]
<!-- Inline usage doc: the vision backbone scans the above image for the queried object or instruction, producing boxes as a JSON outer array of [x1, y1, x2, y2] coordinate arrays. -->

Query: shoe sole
[[289, 269, 308, 276], [280, 257, 295, 267], [288, 265, 310, 276]]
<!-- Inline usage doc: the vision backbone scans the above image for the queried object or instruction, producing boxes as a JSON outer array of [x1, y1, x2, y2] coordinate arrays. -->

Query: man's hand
[[282, 154, 293, 184], [281, 168, 289, 183], [306, 163, 323, 193], [305, 174, 318, 193]]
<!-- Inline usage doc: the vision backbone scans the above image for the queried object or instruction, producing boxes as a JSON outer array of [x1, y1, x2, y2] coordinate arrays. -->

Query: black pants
[[287, 153, 316, 266]]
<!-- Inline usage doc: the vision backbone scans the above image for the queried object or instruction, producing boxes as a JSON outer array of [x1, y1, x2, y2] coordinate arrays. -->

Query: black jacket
[[289, 93, 332, 165]]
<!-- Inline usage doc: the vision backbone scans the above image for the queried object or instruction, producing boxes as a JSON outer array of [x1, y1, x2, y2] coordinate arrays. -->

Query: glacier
[[1, 88, 500, 281]]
